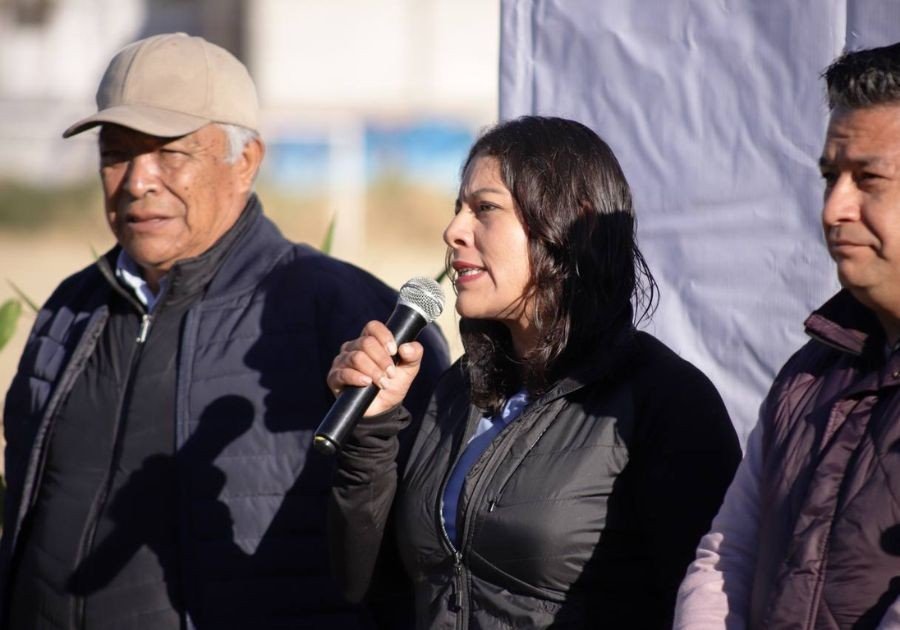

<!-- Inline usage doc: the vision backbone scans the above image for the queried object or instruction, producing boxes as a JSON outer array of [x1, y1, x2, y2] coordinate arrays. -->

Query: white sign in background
[[499, 0, 900, 442]]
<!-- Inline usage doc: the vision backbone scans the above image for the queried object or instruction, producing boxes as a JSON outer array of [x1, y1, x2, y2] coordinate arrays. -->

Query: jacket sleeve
[[629, 357, 743, 628], [673, 421, 764, 630], [328, 404, 411, 603]]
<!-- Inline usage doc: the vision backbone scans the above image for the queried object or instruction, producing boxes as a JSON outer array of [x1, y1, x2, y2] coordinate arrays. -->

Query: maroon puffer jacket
[[751, 290, 900, 629]]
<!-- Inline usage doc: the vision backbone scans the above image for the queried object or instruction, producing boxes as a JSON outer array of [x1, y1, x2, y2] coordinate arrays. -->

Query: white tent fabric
[[499, 0, 900, 442]]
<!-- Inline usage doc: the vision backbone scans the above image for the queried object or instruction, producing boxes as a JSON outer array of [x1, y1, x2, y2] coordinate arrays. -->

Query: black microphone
[[313, 277, 445, 455]]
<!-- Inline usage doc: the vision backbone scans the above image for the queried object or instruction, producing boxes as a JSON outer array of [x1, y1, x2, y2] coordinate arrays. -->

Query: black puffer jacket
[[751, 290, 900, 628], [330, 330, 741, 629]]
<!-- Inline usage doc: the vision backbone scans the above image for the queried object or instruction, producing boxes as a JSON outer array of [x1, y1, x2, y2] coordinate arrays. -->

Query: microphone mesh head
[[399, 277, 445, 322]]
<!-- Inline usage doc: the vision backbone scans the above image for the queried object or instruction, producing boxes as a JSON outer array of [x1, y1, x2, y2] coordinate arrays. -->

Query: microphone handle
[[313, 305, 428, 455], [313, 382, 380, 455]]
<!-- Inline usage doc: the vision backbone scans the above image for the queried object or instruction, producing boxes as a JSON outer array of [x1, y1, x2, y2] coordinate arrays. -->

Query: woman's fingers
[[327, 320, 401, 394], [361, 320, 399, 357], [396, 341, 423, 369], [326, 323, 426, 418]]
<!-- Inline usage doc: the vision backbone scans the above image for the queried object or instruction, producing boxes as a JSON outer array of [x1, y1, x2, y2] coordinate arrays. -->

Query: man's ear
[[234, 137, 265, 194]]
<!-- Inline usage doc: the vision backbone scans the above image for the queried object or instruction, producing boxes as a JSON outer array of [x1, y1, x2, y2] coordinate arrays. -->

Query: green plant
[[0, 298, 21, 353], [320, 216, 336, 254], [8, 280, 38, 313], [0, 281, 39, 354]]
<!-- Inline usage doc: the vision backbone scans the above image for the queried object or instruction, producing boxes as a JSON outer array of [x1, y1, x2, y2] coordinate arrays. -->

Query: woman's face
[[444, 155, 534, 339]]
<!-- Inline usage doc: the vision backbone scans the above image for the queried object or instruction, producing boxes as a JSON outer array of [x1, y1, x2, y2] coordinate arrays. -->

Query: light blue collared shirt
[[114, 250, 168, 312], [441, 389, 529, 547]]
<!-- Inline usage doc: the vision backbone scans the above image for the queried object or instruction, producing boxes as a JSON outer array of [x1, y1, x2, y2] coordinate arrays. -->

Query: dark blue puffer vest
[[1, 195, 449, 629]]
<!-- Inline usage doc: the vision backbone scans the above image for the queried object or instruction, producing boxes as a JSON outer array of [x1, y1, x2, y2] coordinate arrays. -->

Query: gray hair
[[217, 123, 260, 164], [824, 42, 900, 110]]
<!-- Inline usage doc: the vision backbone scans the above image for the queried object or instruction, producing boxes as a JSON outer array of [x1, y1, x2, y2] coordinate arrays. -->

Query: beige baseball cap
[[63, 32, 259, 138]]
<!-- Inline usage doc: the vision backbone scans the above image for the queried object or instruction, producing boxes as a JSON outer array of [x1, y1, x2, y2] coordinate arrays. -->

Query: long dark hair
[[451, 116, 657, 413]]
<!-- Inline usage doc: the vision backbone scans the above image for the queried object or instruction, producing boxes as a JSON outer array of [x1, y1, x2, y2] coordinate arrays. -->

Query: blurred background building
[[0, 0, 500, 400]]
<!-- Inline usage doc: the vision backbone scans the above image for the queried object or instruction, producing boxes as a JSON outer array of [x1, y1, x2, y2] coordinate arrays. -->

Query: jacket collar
[[804, 289, 884, 357], [96, 193, 282, 308], [533, 326, 638, 404], [159, 192, 260, 305], [203, 194, 295, 300]]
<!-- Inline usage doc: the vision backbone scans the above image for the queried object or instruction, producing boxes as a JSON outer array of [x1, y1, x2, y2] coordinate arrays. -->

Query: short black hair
[[824, 42, 900, 109]]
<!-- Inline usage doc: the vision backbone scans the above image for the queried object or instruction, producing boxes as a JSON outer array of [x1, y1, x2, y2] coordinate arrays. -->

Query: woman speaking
[[327, 116, 740, 628]]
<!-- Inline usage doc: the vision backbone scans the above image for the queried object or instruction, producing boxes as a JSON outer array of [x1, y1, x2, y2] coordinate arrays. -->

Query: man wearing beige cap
[[0, 33, 447, 629]]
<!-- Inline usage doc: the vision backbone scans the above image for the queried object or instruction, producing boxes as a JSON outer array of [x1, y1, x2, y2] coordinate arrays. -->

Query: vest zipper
[[438, 459, 466, 621], [74, 309, 153, 627], [438, 516, 467, 623], [450, 551, 463, 612], [137, 313, 152, 344], [436, 398, 552, 627], [444, 403, 539, 629], [435, 405, 480, 628]]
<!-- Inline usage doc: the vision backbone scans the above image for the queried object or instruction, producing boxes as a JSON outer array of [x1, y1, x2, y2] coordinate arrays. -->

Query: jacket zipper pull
[[451, 552, 463, 611], [137, 314, 151, 344]]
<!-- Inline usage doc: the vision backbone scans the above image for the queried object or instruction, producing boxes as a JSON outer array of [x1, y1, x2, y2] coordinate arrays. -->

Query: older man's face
[[99, 123, 256, 290], [820, 104, 900, 325]]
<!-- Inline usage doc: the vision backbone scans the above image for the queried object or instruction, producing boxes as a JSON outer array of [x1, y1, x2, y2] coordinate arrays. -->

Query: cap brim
[[62, 104, 211, 138]]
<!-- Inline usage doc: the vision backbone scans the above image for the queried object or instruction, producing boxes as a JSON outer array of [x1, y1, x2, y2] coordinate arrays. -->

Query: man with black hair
[[675, 43, 900, 629]]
